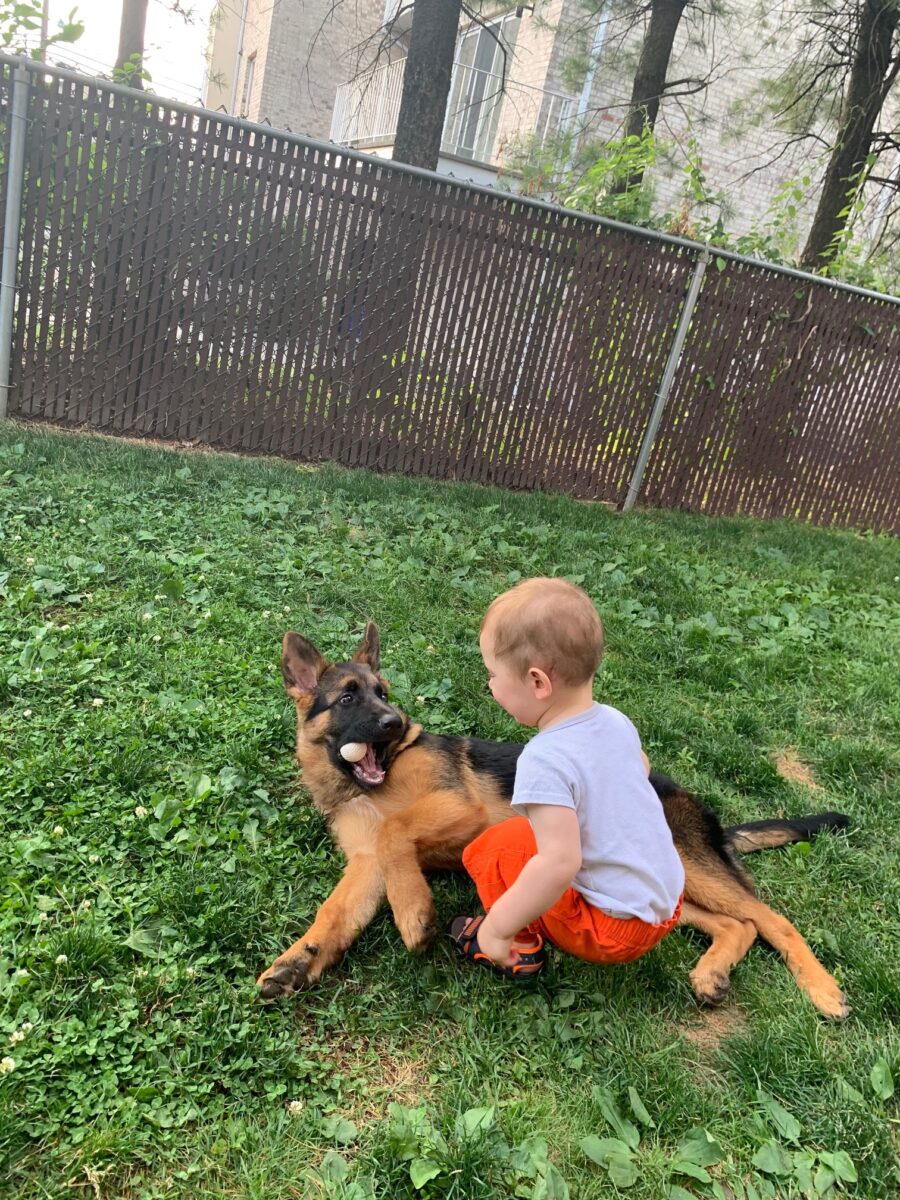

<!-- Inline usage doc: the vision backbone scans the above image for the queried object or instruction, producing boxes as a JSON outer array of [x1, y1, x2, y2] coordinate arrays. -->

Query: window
[[444, 13, 521, 161], [240, 52, 256, 117]]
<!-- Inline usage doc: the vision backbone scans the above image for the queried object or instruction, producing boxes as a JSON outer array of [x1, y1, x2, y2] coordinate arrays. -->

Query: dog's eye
[[375, 686, 387, 701], [339, 693, 355, 706]]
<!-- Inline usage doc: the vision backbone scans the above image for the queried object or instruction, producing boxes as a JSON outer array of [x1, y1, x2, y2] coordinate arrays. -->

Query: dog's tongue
[[352, 745, 385, 787]]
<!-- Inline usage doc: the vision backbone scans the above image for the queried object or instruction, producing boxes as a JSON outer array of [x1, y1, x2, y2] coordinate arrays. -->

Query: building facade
[[203, 2, 877, 240]]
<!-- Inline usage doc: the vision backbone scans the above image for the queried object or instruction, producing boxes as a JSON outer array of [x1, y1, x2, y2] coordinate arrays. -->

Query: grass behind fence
[[0, 425, 897, 1199]]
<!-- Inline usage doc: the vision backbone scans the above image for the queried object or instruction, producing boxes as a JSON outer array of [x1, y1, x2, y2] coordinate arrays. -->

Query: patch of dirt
[[677, 1005, 749, 1052], [774, 747, 822, 792]]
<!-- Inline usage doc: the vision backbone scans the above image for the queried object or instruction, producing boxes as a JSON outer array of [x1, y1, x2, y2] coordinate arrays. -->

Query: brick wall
[[257, 0, 383, 139]]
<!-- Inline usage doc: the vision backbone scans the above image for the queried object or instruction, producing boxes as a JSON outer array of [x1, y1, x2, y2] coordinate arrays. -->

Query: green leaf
[[628, 1086, 655, 1127], [758, 1089, 801, 1143], [409, 1158, 442, 1189], [715, 256, 727, 271], [813, 1164, 836, 1194], [194, 774, 213, 799], [669, 1187, 698, 1200], [607, 1153, 639, 1188], [242, 816, 261, 850], [318, 1151, 349, 1182], [593, 1087, 641, 1149], [321, 1116, 358, 1144], [533, 1162, 570, 1200], [671, 1160, 712, 1183], [870, 1057, 894, 1100], [819, 1149, 857, 1183], [676, 1128, 724, 1166], [751, 1141, 793, 1176], [456, 1105, 495, 1139], [123, 921, 176, 957], [580, 1136, 632, 1166]]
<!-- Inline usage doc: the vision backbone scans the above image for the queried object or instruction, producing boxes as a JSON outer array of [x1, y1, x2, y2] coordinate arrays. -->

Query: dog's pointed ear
[[351, 621, 380, 671], [281, 632, 329, 699]]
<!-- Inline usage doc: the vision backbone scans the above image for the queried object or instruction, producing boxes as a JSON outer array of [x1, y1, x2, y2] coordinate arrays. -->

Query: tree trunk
[[392, 0, 462, 169], [611, 0, 688, 194], [115, 0, 150, 88], [800, 0, 899, 270]]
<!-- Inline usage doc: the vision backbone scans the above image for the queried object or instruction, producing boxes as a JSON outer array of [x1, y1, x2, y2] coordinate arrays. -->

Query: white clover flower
[[185, 966, 196, 978], [142, 612, 153, 621], [55, 954, 68, 965], [203, 610, 211, 619], [0, 1057, 16, 1074], [134, 805, 148, 819], [217, 638, 224, 645], [282, 606, 290, 613], [37, 911, 48, 922], [91, 698, 104, 708], [60, 624, 70, 631], [23, 709, 32, 718], [85, 592, 93, 600], [78, 518, 86, 524], [154, 594, 165, 601], [80, 899, 91, 913], [287, 1100, 304, 1117], [52, 825, 64, 836], [25, 556, 35, 565], [135, 968, 147, 979], [88, 854, 99, 864], [416, 696, 426, 705], [13, 969, 28, 982], [152, 634, 161, 643], [33, 667, 43, 678], [261, 610, 271, 619], [9, 1030, 25, 1045], [20, 1023, 32, 1033]]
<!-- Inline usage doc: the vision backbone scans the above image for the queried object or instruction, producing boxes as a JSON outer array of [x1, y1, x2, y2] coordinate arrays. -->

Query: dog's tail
[[723, 812, 849, 854]]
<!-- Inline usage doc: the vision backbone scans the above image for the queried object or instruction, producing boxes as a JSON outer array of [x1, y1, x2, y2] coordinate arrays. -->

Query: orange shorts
[[462, 817, 682, 965]]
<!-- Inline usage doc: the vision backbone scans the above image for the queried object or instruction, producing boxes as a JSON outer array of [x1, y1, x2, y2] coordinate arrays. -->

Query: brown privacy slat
[[7, 64, 900, 533]]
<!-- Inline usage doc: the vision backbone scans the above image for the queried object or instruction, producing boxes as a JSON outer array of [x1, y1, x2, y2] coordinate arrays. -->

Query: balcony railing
[[330, 57, 574, 169]]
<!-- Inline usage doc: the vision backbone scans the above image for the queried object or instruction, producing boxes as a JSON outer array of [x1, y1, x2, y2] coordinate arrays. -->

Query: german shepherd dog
[[257, 624, 849, 1018]]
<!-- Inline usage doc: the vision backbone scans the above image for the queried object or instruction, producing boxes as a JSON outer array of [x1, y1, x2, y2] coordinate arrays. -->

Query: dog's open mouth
[[351, 745, 386, 787]]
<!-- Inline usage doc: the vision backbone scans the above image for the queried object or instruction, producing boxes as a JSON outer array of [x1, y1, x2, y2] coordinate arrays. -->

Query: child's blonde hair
[[481, 577, 604, 686]]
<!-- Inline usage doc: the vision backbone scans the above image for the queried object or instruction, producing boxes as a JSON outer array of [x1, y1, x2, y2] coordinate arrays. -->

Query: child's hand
[[477, 917, 516, 967]]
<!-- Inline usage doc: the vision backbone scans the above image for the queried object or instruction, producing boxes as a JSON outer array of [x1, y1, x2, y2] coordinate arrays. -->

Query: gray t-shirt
[[512, 703, 685, 924]]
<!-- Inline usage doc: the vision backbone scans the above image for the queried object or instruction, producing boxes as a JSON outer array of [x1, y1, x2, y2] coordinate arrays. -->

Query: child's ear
[[529, 667, 553, 698]]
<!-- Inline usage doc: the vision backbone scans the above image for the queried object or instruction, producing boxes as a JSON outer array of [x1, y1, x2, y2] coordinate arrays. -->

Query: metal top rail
[[2, 51, 899, 308]]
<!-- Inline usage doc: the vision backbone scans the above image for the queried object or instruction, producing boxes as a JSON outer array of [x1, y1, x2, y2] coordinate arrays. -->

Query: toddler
[[449, 577, 684, 979]]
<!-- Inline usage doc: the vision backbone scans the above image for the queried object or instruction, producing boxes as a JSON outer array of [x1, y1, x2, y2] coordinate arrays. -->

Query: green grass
[[0, 423, 897, 1200]]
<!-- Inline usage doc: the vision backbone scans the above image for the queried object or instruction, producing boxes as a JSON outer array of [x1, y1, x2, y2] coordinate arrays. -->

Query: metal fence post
[[622, 249, 711, 512], [0, 63, 30, 419]]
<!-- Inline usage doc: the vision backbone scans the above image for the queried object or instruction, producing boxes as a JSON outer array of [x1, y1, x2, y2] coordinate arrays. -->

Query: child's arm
[[477, 805, 582, 966]]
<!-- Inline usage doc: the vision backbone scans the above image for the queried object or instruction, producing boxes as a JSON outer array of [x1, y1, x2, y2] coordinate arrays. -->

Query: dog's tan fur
[[258, 626, 848, 1019]]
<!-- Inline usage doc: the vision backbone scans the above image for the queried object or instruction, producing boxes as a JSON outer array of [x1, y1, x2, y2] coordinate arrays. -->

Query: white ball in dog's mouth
[[339, 742, 368, 763]]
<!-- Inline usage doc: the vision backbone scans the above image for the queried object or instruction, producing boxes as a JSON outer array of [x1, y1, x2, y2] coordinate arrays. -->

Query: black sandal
[[447, 915, 546, 982]]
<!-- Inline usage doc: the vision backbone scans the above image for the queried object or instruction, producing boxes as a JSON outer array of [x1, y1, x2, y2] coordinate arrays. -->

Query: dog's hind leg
[[257, 853, 385, 1000], [684, 868, 848, 1019], [678, 900, 757, 1006]]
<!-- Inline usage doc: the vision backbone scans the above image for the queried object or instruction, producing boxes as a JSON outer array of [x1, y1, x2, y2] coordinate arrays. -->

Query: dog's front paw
[[257, 944, 319, 1000], [395, 899, 437, 953]]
